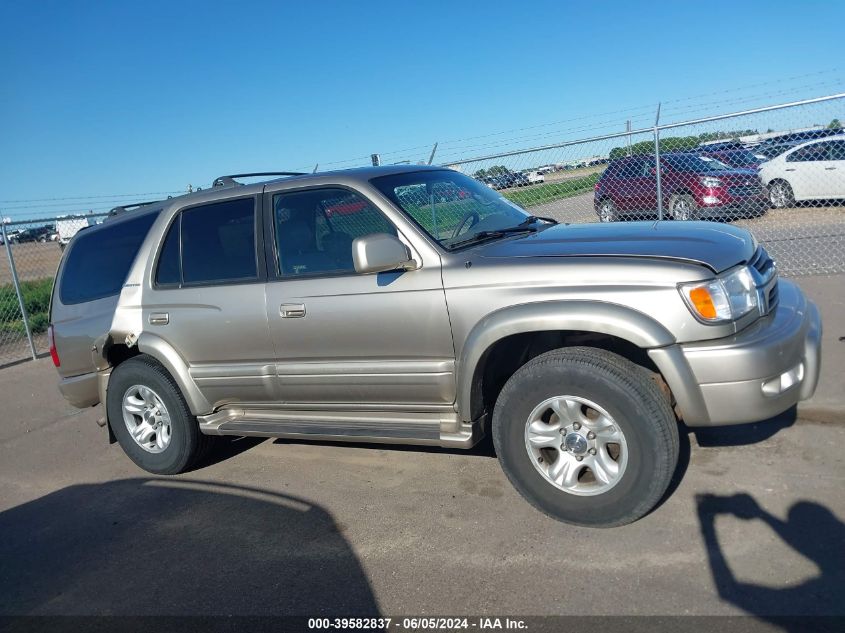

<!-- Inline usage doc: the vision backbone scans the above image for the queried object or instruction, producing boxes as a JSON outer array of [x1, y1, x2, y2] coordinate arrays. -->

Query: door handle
[[785, 168, 796, 172], [280, 303, 306, 318], [149, 312, 169, 325], [825, 167, 836, 170]]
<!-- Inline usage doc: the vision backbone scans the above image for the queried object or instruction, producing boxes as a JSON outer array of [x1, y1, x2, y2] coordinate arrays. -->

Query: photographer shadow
[[0, 478, 379, 616], [697, 492, 845, 630]]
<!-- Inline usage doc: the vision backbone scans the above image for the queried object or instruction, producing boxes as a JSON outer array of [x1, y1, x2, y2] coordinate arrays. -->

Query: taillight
[[47, 324, 60, 367]]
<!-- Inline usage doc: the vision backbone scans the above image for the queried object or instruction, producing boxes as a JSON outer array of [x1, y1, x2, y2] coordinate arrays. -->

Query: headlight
[[679, 266, 758, 323], [700, 176, 723, 188]]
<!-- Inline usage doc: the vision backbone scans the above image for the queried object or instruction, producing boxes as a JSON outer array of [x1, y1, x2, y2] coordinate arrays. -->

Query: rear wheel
[[492, 347, 679, 527], [769, 180, 794, 208], [107, 355, 214, 474], [669, 194, 698, 221]]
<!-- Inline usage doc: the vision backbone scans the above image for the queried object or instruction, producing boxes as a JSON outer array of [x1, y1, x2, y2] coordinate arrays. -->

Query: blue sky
[[1, 0, 843, 219]]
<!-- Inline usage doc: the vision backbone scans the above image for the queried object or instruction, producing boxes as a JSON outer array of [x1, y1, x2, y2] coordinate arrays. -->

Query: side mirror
[[352, 233, 415, 274]]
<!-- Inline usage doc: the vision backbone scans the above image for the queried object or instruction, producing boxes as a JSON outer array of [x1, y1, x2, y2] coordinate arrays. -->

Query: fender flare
[[136, 332, 212, 415], [456, 300, 676, 422]]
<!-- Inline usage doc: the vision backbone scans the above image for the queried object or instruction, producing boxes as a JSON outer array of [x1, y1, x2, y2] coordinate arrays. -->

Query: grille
[[767, 283, 780, 312], [749, 246, 776, 277], [728, 186, 761, 196]]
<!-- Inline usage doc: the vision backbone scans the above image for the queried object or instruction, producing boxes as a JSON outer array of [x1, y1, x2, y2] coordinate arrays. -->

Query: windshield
[[663, 154, 731, 173], [371, 170, 532, 249]]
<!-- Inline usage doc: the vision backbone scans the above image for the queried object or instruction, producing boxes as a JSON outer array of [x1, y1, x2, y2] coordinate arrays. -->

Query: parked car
[[8, 225, 53, 243], [755, 141, 803, 161], [698, 148, 763, 171], [49, 166, 821, 527], [759, 135, 845, 208], [593, 153, 767, 222], [56, 216, 90, 249], [524, 170, 545, 184]]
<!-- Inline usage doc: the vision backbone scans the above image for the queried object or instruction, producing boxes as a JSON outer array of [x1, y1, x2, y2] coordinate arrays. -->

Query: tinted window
[[155, 218, 181, 285], [787, 144, 827, 162], [60, 212, 159, 304], [830, 140, 845, 161], [181, 198, 257, 284], [616, 159, 644, 179], [274, 188, 395, 276]]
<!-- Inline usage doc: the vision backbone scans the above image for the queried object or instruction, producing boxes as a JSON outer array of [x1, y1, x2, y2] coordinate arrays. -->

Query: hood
[[478, 221, 755, 273]]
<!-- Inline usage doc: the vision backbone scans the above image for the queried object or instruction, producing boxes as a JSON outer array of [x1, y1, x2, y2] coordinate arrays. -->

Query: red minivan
[[593, 153, 767, 222]]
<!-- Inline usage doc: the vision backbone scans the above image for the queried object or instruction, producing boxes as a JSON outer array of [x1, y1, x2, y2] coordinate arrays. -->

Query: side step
[[196, 408, 479, 448]]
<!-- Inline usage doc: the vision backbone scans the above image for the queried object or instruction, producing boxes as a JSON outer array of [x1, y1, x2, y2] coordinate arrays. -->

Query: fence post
[[653, 103, 663, 221], [1, 221, 38, 360]]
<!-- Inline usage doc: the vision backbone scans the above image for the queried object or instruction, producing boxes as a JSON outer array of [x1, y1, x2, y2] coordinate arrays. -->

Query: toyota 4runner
[[49, 166, 822, 527]]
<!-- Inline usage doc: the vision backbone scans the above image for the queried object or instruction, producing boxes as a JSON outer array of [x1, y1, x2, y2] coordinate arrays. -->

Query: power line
[[0, 190, 184, 205]]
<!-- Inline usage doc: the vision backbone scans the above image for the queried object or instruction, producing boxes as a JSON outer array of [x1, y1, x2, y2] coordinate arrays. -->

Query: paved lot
[[1, 272, 844, 620]]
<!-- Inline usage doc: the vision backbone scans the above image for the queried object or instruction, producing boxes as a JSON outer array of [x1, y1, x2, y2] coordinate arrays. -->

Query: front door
[[262, 185, 456, 410]]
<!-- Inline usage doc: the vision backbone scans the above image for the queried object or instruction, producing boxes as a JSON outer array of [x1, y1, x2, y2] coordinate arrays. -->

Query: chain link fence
[[0, 214, 105, 366], [1, 93, 843, 368], [445, 93, 845, 277]]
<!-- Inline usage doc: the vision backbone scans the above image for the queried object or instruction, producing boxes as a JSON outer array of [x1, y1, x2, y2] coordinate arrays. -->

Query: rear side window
[[60, 212, 159, 305], [155, 197, 258, 286]]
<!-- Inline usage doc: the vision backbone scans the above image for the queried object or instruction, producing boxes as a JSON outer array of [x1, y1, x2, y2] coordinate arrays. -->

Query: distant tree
[[487, 165, 510, 176], [829, 118, 842, 130], [474, 168, 487, 179]]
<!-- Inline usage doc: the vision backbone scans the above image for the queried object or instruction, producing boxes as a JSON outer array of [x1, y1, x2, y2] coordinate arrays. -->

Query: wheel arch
[[130, 332, 212, 415], [457, 301, 676, 424]]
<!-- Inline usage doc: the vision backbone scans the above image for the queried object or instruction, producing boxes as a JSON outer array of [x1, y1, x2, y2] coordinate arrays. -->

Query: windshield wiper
[[448, 226, 537, 249], [518, 215, 558, 226]]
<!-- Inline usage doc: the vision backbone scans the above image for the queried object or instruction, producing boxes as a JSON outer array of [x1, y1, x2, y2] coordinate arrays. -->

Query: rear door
[[819, 140, 845, 198], [783, 142, 828, 200], [146, 196, 276, 407]]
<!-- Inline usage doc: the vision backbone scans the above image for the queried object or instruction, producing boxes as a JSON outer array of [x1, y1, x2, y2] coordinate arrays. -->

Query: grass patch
[[0, 277, 54, 335], [503, 172, 601, 208]]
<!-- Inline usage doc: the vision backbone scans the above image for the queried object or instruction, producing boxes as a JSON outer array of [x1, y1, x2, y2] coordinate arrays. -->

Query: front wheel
[[768, 180, 794, 209], [668, 194, 698, 221], [107, 355, 214, 474], [492, 347, 679, 527]]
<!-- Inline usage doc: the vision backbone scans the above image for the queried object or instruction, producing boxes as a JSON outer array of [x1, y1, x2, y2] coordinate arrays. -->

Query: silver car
[[49, 166, 822, 527]]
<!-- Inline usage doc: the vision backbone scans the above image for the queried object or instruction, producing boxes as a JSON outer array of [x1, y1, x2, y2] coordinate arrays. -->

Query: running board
[[196, 408, 479, 448]]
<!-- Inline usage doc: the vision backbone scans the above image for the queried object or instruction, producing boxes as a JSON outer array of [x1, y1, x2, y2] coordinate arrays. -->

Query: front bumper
[[650, 279, 821, 426], [696, 196, 768, 219]]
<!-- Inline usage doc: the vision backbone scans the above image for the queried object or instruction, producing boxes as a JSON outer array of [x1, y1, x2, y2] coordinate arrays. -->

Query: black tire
[[597, 198, 619, 222], [492, 347, 679, 527], [107, 355, 214, 474], [768, 180, 794, 209], [668, 194, 699, 221]]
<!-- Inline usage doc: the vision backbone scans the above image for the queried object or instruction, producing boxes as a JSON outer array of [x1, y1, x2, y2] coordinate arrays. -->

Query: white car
[[525, 170, 545, 184], [759, 135, 845, 208]]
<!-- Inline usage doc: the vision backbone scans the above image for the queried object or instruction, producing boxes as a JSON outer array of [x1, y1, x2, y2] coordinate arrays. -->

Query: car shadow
[[697, 492, 845, 629], [0, 478, 379, 616], [691, 406, 797, 448], [194, 435, 268, 470]]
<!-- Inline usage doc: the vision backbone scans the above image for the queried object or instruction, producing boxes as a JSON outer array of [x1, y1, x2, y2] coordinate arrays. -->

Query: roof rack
[[212, 172, 307, 188], [107, 200, 162, 217]]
